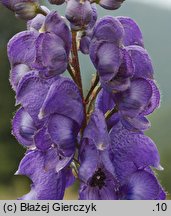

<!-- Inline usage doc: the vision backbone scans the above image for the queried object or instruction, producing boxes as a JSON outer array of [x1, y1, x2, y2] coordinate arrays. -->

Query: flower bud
[[65, 0, 93, 30], [99, 0, 125, 10], [48, 0, 65, 5], [0, 0, 38, 11], [14, 2, 41, 20]]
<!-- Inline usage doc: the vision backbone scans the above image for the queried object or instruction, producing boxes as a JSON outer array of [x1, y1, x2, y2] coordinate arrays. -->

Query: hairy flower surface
[[0, 0, 166, 200], [79, 110, 165, 199]]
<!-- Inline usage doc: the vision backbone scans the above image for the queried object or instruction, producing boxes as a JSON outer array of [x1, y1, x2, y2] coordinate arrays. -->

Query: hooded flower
[[89, 16, 153, 93], [79, 109, 118, 199], [96, 76, 160, 131], [16, 148, 68, 200], [8, 11, 71, 81], [13, 72, 84, 199], [78, 3, 97, 54], [65, 0, 93, 30], [79, 109, 166, 200], [14, 72, 84, 156]]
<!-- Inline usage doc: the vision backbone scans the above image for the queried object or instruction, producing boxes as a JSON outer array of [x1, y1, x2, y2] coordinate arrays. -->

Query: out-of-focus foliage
[[0, 1, 171, 199]]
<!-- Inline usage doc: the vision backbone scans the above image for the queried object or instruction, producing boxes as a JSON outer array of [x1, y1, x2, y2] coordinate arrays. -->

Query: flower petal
[[34, 32, 67, 78], [110, 122, 160, 173], [99, 0, 124, 10], [79, 144, 98, 182], [141, 80, 160, 115], [97, 43, 122, 81], [27, 14, 45, 31], [117, 78, 153, 117], [12, 107, 36, 147], [39, 77, 84, 127], [121, 115, 151, 131], [9, 64, 30, 91], [117, 17, 144, 47], [92, 16, 124, 43], [48, 114, 78, 156], [79, 184, 100, 200], [126, 45, 154, 79], [16, 71, 56, 125], [44, 11, 71, 56], [65, 0, 92, 30], [120, 171, 160, 200], [83, 109, 110, 150], [16, 148, 66, 200], [7, 30, 38, 66], [34, 126, 52, 151], [56, 154, 74, 173], [95, 89, 115, 114]]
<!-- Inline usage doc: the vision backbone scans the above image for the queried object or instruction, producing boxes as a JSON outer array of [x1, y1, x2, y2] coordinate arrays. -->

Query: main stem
[[71, 31, 87, 131]]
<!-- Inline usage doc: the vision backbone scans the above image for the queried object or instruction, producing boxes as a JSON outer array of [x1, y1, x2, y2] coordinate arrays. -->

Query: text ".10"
[[156, 203, 167, 212]]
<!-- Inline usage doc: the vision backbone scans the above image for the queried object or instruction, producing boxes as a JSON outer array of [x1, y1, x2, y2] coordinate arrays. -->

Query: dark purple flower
[[96, 77, 160, 131], [14, 72, 83, 155], [3, 0, 165, 200], [78, 3, 97, 54], [89, 16, 152, 93], [79, 110, 165, 200], [79, 109, 118, 200], [65, 0, 93, 30], [8, 11, 71, 81]]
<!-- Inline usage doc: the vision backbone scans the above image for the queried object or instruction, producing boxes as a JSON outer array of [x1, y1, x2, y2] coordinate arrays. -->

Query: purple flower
[[0, 0, 38, 11], [16, 148, 68, 200], [109, 122, 166, 200], [12, 72, 84, 199], [90, 16, 160, 131], [14, 72, 83, 155], [78, 3, 97, 54], [89, 16, 151, 92], [96, 77, 160, 131], [3, 0, 165, 200], [8, 11, 71, 80], [65, 0, 93, 30], [79, 109, 118, 200], [0, 0, 43, 20], [79, 110, 165, 200]]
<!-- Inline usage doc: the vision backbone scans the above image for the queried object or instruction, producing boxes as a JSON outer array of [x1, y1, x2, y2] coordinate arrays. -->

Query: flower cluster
[[1, 0, 166, 200]]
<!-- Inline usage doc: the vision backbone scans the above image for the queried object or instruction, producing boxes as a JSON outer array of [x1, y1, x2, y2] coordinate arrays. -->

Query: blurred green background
[[0, 0, 171, 199]]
